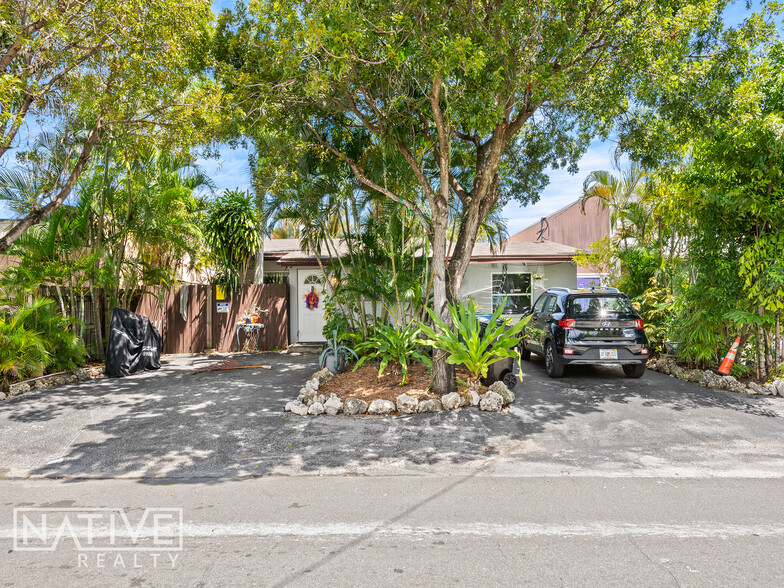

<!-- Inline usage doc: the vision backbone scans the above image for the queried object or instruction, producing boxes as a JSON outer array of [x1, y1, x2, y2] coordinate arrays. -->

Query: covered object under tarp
[[106, 308, 162, 377]]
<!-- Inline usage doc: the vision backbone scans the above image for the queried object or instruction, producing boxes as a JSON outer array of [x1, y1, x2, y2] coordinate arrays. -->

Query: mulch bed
[[318, 362, 487, 404]]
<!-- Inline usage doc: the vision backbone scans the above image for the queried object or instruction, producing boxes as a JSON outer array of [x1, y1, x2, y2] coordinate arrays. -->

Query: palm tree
[[581, 163, 649, 249]]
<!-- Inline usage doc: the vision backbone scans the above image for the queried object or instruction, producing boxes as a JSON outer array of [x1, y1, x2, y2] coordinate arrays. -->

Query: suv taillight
[[635, 318, 644, 329], [559, 318, 576, 329]]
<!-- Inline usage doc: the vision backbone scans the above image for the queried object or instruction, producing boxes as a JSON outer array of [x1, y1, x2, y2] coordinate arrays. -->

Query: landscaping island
[[284, 366, 515, 417]]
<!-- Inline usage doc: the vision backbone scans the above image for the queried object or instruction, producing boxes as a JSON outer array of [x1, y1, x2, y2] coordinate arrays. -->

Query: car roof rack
[[547, 287, 572, 293]]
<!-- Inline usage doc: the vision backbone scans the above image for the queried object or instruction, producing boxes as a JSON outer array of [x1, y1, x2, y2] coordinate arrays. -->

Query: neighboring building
[[261, 239, 577, 344], [0, 220, 20, 274], [507, 198, 610, 288]]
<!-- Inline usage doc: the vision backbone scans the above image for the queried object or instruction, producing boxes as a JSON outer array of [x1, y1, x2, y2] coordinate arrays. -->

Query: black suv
[[518, 287, 649, 378]]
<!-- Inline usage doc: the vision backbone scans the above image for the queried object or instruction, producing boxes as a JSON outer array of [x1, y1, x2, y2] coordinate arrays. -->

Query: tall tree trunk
[[430, 203, 453, 394], [78, 293, 85, 341], [428, 74, 456, 395], [54, 284, 67, 317], [91, 146, 110, 360], [757, 311, 767, 381]]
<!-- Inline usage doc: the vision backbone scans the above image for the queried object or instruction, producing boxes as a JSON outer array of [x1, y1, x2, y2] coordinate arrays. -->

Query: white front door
[[297, 270, 327, 342]]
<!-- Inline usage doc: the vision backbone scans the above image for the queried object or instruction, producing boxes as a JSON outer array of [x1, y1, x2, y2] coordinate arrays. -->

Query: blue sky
[[202, 0, 758, 236]]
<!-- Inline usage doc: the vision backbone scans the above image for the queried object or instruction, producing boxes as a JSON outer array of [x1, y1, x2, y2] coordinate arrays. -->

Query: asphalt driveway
[[1, 353, 784, 481]]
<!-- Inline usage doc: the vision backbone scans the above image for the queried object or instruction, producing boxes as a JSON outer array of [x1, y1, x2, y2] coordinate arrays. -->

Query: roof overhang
[[469, 254, 575, 263]]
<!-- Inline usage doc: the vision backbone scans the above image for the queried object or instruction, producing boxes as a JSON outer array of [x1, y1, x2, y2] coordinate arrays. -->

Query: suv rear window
[[567, 295, 635, 317]]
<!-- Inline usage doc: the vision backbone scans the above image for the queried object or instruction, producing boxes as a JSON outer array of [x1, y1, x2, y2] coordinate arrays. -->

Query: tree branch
[[299, 116, 432, 232], [0, 120, 104, 253]]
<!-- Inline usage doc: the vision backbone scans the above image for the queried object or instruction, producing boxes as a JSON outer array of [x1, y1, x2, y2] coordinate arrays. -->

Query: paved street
[[2, 353, 784, 585]]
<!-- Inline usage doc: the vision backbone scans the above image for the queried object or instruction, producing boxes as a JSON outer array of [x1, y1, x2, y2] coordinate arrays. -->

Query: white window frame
[[491, 272, 532, 315]]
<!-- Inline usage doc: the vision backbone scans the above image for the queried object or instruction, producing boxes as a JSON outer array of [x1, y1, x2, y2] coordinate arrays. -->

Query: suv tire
[[623, 363, 646, 378], [519, 341, 531, 361], [544, 341, 564, 378]]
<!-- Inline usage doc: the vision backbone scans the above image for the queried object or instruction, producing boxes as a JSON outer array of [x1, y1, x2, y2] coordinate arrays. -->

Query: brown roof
[[262, 238, 304, 257], [469, 241, 576, 262], [268, 237, 575, 266]]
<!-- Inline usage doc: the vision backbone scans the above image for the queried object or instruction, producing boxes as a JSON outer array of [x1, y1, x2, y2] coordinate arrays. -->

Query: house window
[[492, 273, 532, 315]]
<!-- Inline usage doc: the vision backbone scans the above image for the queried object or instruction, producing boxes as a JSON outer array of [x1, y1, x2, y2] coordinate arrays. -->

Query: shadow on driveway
[[1, 353, 783, 483]]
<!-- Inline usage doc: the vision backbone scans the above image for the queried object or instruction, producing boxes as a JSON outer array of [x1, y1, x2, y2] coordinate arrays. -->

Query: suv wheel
[[519, 341, 531, 361], [544, 341, 564, 378], [623, 363, 646, 378]]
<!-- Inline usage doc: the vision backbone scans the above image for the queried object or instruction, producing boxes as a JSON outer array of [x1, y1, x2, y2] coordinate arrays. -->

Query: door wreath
[[305, 287, 319, 310]]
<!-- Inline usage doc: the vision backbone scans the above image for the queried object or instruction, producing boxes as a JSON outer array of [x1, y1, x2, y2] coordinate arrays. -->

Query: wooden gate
[[135, 284, 288, 354]]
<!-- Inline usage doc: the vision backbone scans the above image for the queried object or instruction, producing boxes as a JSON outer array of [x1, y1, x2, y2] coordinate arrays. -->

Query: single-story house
[[259, 239, 577, 344]]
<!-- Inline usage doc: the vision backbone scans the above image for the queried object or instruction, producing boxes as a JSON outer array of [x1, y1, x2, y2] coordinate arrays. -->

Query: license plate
[[600, 349, 618, 360]]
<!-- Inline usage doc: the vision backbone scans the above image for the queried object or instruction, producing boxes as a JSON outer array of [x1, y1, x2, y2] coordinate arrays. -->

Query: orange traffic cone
[[718, 336, 741, 375]]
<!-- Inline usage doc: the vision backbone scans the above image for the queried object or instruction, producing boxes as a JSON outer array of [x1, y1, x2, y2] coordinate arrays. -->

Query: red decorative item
[[305, 289, 319, 310]]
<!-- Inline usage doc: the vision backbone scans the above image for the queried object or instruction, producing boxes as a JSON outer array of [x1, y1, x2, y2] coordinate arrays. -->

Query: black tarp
[[106, 308, 161, 377]]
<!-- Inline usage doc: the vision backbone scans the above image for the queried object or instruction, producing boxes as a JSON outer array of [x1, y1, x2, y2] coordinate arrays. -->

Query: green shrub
[[0, 298, 86, 391], [0, 299, 50, 391], [418, 298, 529, 393], [354, 322, 431, 385], [633, 279, 675, 353], [23, 298, 86, 372]]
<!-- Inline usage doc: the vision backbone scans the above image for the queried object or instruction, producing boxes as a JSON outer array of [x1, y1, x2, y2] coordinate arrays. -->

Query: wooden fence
[[135, 284, 289, 354]]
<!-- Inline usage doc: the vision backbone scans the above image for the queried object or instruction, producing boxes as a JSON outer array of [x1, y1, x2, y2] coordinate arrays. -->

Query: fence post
[[206, 285, 213, 350]]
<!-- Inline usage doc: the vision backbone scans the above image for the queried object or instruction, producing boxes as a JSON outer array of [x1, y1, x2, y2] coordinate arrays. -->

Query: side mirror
[[520, 306, 531, 315]]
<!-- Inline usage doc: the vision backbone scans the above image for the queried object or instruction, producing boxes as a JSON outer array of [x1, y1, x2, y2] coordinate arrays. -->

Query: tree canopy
[[0, 0, 219, 252], [215, 0, 729, 391]]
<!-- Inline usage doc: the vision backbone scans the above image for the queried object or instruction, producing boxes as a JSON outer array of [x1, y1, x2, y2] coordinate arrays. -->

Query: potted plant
[[319, 329, 358, 374]]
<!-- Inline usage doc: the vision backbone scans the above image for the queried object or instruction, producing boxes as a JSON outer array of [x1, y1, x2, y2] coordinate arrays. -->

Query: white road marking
[[3, 521, 784, 540]]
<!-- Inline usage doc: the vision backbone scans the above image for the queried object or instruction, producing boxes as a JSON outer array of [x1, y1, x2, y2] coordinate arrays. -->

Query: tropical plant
[[203, 189, 263, 294], [319, 330, 359, 375], [0, 300, 51, 392], [2, 147, 211, 359], [0, 0, 218, 253], [354, 322, 432, 385], [633, 279, 676, 353], [22, 298, 86, 373], [216, 0, 720, 393], [419, 298, 529, 394]]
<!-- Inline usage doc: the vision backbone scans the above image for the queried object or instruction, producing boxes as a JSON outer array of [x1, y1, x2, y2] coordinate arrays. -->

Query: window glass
[[492, 273, 532, 314], [543, 296, 558, 313], [567, 295, 635, 317], [532, 294, 547, 313]]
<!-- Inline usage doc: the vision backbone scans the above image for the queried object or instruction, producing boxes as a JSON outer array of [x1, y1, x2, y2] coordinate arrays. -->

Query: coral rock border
[[647, 356, 784, 397], [284, 368, 514, 417], [1, 366, 104, 401]]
